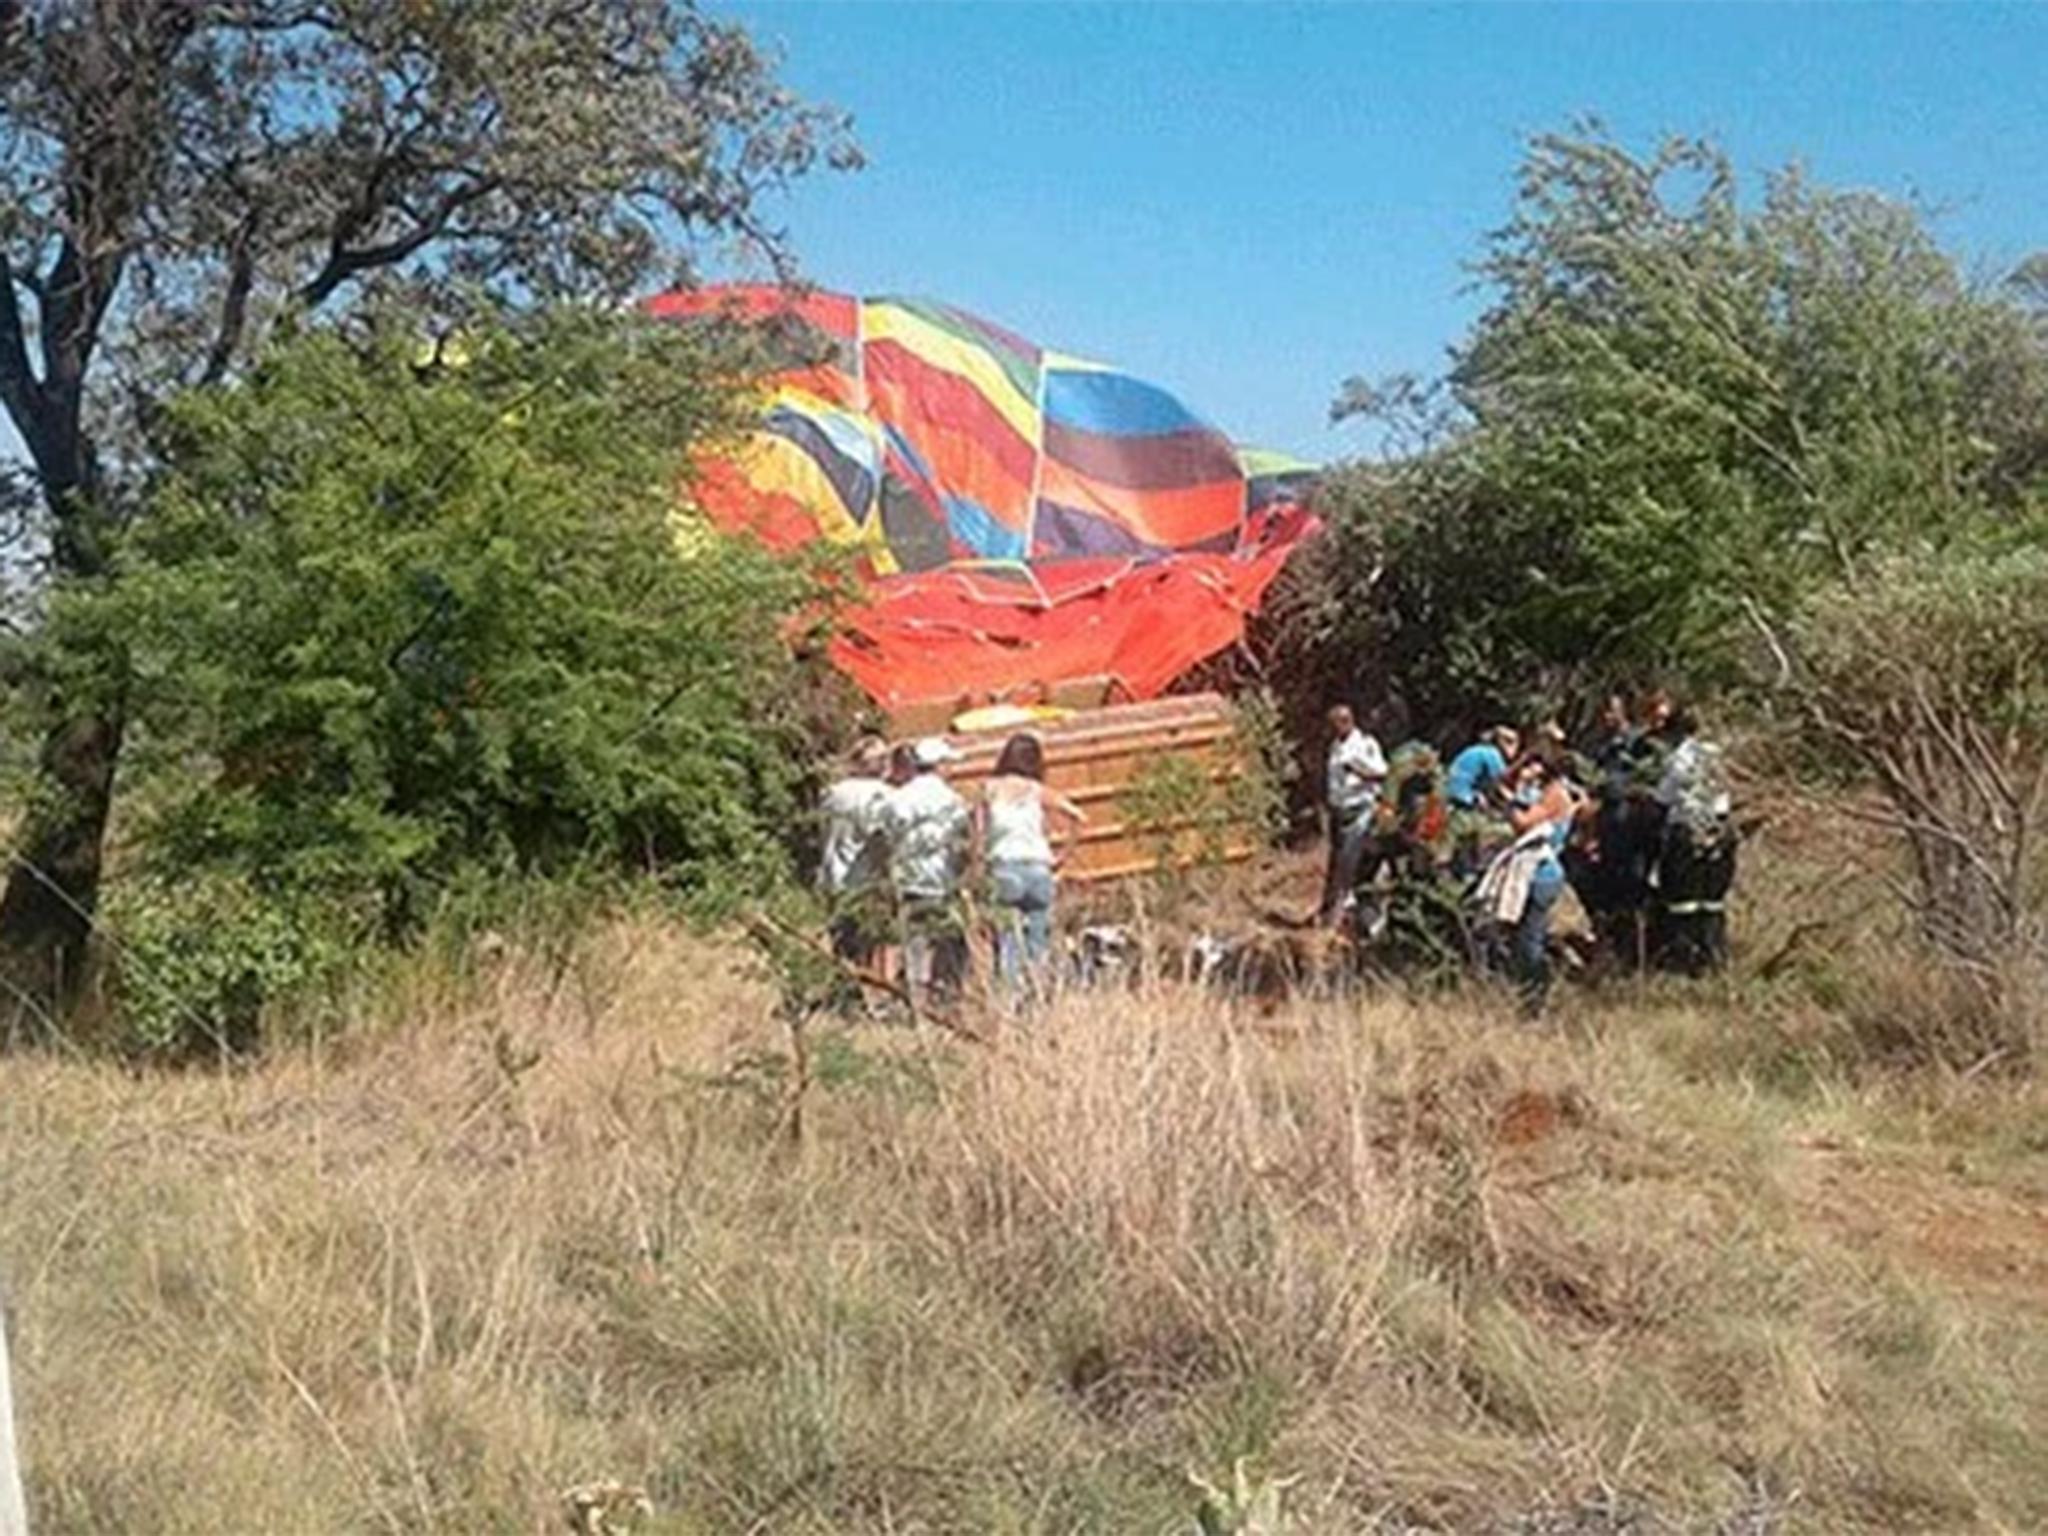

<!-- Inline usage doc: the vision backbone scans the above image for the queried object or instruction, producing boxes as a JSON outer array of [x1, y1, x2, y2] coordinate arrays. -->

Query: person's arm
[[1042, 782, 1086, 825], [1359, 734, 1388, 779], [1336, 737, 1380, 787], [1655, 743, 1692, 808], [1480, 750, 1517, 809], [1509, 779, 1571, 835], [967, 789, 988, 879]]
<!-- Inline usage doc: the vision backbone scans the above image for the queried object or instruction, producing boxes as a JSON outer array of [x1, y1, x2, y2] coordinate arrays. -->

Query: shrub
[[73, 306, 827, 1042], [1790, 549, 2048, 961], [96, 871, 360, 1058], [1121, 693, 1291, 879], [1306, 129, 2048, 728]]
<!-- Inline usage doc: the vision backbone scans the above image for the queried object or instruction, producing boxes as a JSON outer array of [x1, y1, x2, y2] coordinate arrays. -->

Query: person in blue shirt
[[1444, 725, 1520, 809]]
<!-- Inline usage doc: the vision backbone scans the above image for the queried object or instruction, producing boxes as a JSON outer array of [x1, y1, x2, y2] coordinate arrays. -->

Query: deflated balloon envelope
[[648, 285, 1317, 709]]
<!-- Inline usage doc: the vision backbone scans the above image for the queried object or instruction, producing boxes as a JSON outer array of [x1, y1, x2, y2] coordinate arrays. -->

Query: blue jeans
[[990, 860, 1055, 992], [1513, 860, 1565, 1011]]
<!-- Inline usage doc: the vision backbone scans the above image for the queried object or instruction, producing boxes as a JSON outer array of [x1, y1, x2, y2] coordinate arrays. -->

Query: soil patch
[[1792, 1140, 2048, 1315]]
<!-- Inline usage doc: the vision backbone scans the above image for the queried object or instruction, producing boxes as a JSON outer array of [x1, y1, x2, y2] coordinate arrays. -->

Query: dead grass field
[[3, 902, 2046, 1535]]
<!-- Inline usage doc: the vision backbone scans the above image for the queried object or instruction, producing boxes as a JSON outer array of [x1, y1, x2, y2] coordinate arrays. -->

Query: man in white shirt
[[880, 737, 971, 1003], [818, 736, 890, 964], [1319, 703, 1388, 926]]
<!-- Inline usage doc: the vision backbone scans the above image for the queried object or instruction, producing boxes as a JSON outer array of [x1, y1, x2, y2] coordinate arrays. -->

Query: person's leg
[[935, 924, 970, 1001], [830, 892, 877, 970], [1674, 832, 1736, 974], [1332, 811, 1374, 925], [824, 899, 869, 1014], [989, 863, 1027, 992], [1021, 864, 1056, 998], [1702, 836, 1737, 971], [991, 911, 1019, 991], [903, 933, 930, 1006], [1352, 835, 1395, 941], [1318, 813, 1348, 922], [1658, 829, 1702, 974], [1614, 815, 1654, 971], [1514, 864, 1565, 1016], [899, 899, 932, 1006]]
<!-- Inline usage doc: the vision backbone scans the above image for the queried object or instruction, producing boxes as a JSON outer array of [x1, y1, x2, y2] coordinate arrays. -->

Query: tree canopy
[[0, 0, 855, 1004], [1312, 128, 2048, 727], [77, 306, 819, 1051]]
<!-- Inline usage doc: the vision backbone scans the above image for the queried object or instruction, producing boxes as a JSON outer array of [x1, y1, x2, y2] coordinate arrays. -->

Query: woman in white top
[[975, 733, 1086, 994]]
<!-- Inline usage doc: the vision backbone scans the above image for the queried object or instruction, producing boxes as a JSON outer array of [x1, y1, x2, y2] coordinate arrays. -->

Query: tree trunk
[[0, 700, 124, 1033], [0, 459, 123, 1030], [0, 231, 129, 1031]]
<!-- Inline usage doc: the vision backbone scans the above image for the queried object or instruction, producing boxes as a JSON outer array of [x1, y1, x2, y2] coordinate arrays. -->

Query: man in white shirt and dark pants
[[818, 736, 891, 965], [1319, 703, 1388, 927], [880, 737, 972, 1005]]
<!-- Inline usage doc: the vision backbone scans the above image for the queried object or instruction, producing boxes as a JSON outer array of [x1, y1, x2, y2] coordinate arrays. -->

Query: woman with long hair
[[1476, 743, 1582, 1015], [975, 732, 1086, 997]]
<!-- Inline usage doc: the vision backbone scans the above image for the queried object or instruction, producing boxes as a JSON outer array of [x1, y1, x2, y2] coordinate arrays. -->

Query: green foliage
[[0, 0, 856, 1005], [1123, 753, 1235, 874], [1795, 547, 2048, 751], [74, 307, 823, 1043], [1121, 708, 1288, 880], [1, 1, 857, 485], [1229, 689, 1298, 847], [1315, 127, 2048, 724], [98, 871, 358, 1059]]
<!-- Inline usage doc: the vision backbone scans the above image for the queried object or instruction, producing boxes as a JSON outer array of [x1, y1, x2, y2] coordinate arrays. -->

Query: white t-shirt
[[817, 775, 890, 895], [1326, 728, 1388, 817], [881, 772, 970, 900], [983, 781, 1053, 866]]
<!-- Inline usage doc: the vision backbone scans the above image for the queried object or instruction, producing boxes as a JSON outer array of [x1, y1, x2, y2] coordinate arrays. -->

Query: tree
[[1316, 128, 2047, 726], [0, 0, 856, 1004], [1781, 548, 2048, 974], [76, 306, 819, 1050]]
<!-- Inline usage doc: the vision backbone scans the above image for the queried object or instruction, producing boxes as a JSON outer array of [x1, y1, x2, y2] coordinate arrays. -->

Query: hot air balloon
[[648, 285, 1317, 714]]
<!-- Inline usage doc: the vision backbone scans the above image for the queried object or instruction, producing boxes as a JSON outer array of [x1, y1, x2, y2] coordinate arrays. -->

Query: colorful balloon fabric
[[647, 285, 1317, 708]]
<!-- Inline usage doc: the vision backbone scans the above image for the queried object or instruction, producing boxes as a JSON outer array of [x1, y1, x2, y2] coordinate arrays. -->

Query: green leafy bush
[[98, 872, 358, 1058], [1305, 128, 2048, 727], [1120, 695, 1291, 887], [75, 307, 826, 1048]]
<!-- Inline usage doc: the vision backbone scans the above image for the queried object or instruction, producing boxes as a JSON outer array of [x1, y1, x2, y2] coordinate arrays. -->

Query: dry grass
[[3, 917, 2047, 1533]]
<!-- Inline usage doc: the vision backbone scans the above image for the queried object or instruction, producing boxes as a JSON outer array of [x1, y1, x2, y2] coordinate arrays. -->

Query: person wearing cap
[[817, 736, 892, 968], [881, 736, 972, 1005]]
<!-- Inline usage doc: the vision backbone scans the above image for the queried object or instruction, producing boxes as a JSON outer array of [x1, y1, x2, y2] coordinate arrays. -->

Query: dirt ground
[[1792, 1142, 2048, 1318]]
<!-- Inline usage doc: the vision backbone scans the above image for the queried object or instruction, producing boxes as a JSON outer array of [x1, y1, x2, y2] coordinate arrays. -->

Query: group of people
[[816, 732, 1084, 1007], [811, 691, 1735, 1019], [1320, 689, 1738, 1012]]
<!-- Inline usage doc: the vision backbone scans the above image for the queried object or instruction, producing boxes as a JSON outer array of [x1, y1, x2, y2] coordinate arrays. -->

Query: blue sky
[[718, 1, 2047, 462]]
